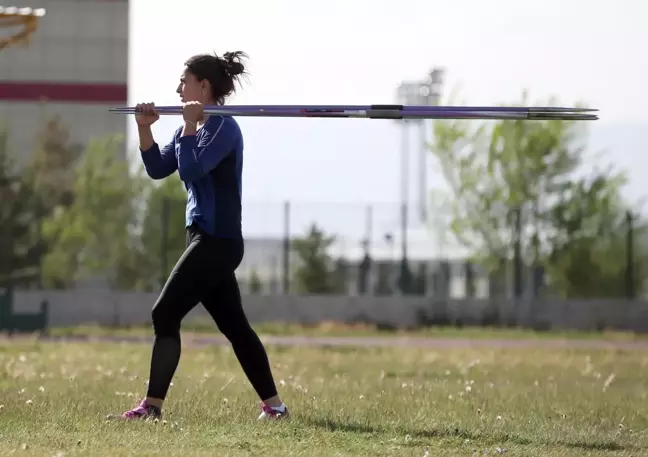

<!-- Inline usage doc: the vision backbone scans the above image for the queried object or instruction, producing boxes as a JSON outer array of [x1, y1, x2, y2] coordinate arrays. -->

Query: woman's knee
[[218, 319, 257, 344], [151, 301, 181, 337]]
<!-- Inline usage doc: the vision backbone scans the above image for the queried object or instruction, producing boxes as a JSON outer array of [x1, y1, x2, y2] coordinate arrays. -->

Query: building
[[0, 0, 128, 162]]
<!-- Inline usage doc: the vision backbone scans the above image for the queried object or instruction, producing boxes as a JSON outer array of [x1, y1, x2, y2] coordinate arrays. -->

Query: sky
[[128, 0, 648, 257]]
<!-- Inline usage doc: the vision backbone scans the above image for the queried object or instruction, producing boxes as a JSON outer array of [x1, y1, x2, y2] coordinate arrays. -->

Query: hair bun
[[223, 51, 247, 76]]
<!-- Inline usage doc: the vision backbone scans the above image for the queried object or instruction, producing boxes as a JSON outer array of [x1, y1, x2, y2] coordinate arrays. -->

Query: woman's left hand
[[183, 101, 204, 123]]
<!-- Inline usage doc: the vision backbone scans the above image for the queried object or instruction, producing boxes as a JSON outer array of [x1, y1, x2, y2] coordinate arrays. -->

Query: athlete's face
[[176, 68, 209, 104]]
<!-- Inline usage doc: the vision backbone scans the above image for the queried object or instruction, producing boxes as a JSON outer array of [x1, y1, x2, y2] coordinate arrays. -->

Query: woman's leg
[[121, 237, 212, 419], [201, 271, 287, 418]]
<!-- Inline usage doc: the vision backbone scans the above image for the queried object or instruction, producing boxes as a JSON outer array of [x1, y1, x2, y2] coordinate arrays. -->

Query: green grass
[[1, 338, 648, 456]]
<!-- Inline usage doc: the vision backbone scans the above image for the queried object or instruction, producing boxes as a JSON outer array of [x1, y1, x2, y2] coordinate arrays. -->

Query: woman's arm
[[139, 126, 179, 180], [175, 117, 238, 182]]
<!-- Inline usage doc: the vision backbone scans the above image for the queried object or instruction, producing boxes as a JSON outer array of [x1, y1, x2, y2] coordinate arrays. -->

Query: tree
[[40, 134, 147, 288], [138, 173, 187, 289], [429, 92, 645, 298], [0, 126, 42, 286], [291, 223, 338, 294], [546, 178, 648, 298], [11, 115, 87, 288], [25, 115, 83, 212]]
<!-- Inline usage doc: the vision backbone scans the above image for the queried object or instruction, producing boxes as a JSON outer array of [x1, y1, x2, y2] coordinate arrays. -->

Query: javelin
[[109, 104, 599, 121]]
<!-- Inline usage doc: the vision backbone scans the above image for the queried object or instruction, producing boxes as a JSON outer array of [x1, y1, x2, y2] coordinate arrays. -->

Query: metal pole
[[401, 118, 409, 267], [626, 210, 635, 300], [400, 107, 413, 295], [364, 204, 373, 254], [418, 121, 427, 222], [282, 200, 291, 294], [359, 205, 373, 296], [395, 70, 443, 293], [418, 68, 444, 224]]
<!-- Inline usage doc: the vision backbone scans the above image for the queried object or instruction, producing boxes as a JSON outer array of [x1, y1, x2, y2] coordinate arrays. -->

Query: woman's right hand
[[135, 102, 160, 126]]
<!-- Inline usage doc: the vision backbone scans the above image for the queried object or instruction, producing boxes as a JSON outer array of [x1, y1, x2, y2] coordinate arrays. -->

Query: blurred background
[[1, 0, 648, 333]]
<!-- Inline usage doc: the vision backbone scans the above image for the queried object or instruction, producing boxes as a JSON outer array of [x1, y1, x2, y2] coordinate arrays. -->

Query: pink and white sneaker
[[119, 399, 162, 420], [257, 401, 289, 420]]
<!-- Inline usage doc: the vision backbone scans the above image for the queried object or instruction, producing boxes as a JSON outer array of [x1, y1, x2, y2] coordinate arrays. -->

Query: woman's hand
[[135, 102, 160, 126], [182, 101, 204, 124]]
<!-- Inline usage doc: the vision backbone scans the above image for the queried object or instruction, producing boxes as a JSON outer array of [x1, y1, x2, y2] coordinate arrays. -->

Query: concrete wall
[[12, 289, 648, 333], [0, 103, 128, 159], [0, 0, 129, 83]]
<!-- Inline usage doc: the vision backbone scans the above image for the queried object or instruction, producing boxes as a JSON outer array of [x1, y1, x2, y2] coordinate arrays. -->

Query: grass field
[[2, 333, 648, 456]]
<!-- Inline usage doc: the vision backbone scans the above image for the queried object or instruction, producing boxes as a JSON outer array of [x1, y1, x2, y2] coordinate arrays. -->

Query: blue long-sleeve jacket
[[140, 115, 243, 239]]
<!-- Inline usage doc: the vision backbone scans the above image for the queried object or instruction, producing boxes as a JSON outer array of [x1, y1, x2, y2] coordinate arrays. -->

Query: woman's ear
[[201, 81, 211, 96]]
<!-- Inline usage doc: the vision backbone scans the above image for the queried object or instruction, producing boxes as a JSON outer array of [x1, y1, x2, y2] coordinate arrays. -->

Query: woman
[[119, 51, 288, 420]]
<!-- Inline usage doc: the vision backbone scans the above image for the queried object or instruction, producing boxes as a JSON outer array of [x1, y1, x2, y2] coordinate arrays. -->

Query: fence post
[[282, 200, 291, 294], [512, 206, 523, 299], [358, 205, 373, 295], [398, 202, 413, 294], [626, 210, 635, 299]]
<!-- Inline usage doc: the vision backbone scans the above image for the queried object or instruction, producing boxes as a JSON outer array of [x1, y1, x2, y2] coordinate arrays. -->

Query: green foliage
[[24, 115, 83, 213], [40, 135, 147, 289], [0, 117, 88, 288], [0, 127, 42, 286], [1, 115, 194, 292], [292, 223, 338, 294], [248, 267, 263, 294], [429, 92, 645, 298], [138, 173, 187, 289], [17, 116, 87, 288], [548, 185, 646, 298]]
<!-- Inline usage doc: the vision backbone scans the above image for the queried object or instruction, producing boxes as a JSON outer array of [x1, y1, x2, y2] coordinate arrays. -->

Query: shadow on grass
[[304, 417, 638, 452]]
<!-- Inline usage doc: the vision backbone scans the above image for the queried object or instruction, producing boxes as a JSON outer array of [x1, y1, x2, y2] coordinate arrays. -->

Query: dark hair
[[184, 51, 248, 105]]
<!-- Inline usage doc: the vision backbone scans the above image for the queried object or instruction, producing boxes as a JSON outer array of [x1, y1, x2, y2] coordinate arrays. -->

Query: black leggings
[[146, 224, 278, 401]]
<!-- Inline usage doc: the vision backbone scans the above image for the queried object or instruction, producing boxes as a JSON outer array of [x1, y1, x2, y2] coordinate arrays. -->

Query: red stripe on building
[[0, 82, 128, 103]]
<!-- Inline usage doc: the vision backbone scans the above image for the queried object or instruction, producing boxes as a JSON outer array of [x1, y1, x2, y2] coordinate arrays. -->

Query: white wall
[[0, 103, 127, 162], [11, 289, 648, 333], [0, 0, 129, 161]]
